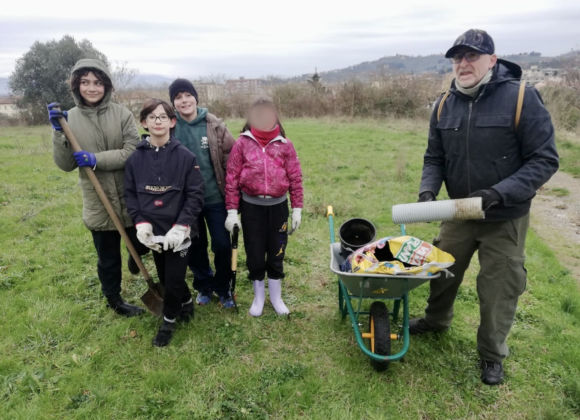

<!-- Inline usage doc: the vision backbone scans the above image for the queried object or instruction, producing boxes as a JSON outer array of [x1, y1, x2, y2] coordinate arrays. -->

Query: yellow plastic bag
[[348, 236, 455, 276]]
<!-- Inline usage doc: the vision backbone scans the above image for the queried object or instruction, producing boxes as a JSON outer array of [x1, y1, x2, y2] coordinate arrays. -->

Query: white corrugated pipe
[[392, 197, 485, 224]]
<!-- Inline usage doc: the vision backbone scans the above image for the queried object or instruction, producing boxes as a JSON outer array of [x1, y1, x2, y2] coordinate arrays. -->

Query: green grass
[[1, 120, 579, 419], [558, 136, 580, 178], [544, 187, 570, 197]]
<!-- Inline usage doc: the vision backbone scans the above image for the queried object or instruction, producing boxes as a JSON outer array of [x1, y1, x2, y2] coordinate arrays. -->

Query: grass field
[[1, 119, 579, 419]]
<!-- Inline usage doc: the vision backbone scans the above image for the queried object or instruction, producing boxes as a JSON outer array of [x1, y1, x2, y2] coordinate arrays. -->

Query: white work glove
[[224, 209, 240, 233], [163, 225, 190, 251], [136, 222, 162, 252], [291, 208, 302, 233]]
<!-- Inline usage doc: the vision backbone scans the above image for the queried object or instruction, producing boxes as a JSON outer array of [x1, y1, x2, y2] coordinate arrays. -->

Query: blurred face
[[173, 92, 197, 120], [142, 104, 176, 140], [249, 105, 278, 131], [452, 49, 497, 88], [79, 72, 105, 106]]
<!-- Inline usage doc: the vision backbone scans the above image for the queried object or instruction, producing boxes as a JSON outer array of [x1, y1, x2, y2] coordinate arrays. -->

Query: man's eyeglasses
[[451, 51, 482, 64], [147, 114, 170, 122]]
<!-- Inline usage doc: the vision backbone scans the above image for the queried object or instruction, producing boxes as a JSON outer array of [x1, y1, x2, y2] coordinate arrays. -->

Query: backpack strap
[[437, 90, 451, 121], [438, 80, 526, 128], [515, 79, 526, 130]]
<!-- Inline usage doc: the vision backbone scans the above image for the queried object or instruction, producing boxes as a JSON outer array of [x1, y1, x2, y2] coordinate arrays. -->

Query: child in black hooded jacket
[[125, 98, 204, 346]]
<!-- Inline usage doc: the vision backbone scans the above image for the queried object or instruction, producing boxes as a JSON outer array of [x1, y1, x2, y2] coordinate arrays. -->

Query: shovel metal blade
[[141, 283, 164, 316]]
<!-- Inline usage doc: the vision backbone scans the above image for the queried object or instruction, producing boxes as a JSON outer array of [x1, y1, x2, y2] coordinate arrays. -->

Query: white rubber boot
[[249, 280, 265, 317], [268, 279, 290, 315]]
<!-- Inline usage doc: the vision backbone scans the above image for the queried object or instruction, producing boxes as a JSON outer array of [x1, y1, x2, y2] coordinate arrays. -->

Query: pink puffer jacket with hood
[[225, 131, 303, 210]]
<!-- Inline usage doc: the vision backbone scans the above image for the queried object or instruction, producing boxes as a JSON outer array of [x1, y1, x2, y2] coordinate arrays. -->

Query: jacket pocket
[[137, 183, 183, 220], [475, 114, 512, 128], [493, 153, 521, 180], [437, 116, 462, 130]]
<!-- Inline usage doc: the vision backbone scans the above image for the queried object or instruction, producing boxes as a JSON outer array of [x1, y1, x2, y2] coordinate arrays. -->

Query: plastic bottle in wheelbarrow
[[339, 218, 376, 256]]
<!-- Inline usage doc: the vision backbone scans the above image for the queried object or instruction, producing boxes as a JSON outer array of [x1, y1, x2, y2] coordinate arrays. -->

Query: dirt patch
[[531, 171, 580, 286]]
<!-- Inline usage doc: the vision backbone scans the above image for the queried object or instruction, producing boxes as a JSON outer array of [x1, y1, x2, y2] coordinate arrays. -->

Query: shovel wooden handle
[[58, 114, 155, 287]]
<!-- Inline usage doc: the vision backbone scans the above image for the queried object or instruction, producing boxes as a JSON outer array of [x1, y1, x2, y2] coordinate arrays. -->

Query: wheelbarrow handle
[[231, 225, 239, 271], [56, 110, 155, 290], [326, 205, 336, 244]]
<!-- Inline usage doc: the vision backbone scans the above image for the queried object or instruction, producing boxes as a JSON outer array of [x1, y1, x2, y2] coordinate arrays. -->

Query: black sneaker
[[128, 255, 140, 275], [153, 320, 176, 347], [178, 301, 194, 323], [107, 296, 145, 317], [408, 318, 448, 335], [480, 360, 504, 385]]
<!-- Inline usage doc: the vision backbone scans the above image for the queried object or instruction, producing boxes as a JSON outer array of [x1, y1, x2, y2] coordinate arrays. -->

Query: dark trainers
[[107, 296, 145, 317], [178, 301, 194, 323], [219, 293, 236, 309], [195, 292, 212, 305], [408, 318, 448, 335], [153, 319, 176, 347], [480, 360, 504, 385]]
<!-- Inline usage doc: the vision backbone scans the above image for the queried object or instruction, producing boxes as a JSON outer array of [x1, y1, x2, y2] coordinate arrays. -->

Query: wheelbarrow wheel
[[369, 301, 390, 372]]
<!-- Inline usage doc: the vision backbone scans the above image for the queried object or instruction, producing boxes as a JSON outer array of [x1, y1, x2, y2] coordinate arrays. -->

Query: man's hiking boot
[[153, 319, 176, 347], [107, 296, 145, 317], [480, 360, 504, 385], [408, 317, 448, 335], [127, 255, 140, 275]]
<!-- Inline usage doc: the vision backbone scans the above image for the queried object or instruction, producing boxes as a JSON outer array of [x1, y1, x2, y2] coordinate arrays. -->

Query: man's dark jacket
[[124, 136, 205, 236], [420, 59, 559, 220]]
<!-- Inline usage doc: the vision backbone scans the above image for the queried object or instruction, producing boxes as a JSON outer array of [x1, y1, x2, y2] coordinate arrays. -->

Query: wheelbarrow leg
[[338, 281, 347, 319], [392, 299, 401, 323]]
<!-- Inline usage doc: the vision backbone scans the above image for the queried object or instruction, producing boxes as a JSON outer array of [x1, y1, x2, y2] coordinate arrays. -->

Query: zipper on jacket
[[263, 147, 268, 195], [465, 101, 473, 194], [246, 135, 285, 197]]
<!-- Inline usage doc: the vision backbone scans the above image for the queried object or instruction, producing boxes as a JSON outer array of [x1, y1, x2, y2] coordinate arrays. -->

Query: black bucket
[[339, 218, 376, 256]]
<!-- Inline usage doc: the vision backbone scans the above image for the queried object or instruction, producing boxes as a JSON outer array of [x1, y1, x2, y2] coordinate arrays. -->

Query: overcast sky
[[2, 0, 579, 79]]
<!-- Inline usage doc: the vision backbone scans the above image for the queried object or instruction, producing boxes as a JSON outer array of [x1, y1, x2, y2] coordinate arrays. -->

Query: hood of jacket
[[136, 134, 182, 151], [450, 58, 522, 95], [241, 130, 287, 145], [70, 58, 114, 111]]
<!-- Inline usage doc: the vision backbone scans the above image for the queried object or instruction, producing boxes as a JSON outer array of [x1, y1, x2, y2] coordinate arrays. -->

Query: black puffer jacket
[[124, 136, 205, 236], [420, 59, 559, 221]]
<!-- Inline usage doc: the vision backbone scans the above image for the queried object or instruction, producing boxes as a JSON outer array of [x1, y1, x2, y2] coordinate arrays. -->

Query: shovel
[[230, 225, 240, 312], [55, 106, 164, 316]]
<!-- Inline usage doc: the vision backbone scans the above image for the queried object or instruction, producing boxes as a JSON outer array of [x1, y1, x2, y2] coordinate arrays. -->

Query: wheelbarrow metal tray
[[329, 243, 439, 299]]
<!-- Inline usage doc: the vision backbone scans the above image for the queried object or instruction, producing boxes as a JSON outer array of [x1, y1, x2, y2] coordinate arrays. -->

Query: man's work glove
[[468, 189, 501, 211], [73, 151, 97, 169], [164, 225, 190, 251], [224, 210, 240, 233], [418, 191, 436, 202], [47, 102, 68, 132], [291, 208, 302, 233], [136, 222, 161, 252]]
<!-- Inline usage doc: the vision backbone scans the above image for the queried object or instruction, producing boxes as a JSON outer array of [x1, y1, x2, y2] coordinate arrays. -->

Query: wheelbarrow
[[326, 205, 441, 372]]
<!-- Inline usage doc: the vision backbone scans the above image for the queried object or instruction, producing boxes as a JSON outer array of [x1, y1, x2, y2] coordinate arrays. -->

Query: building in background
[[0, 97, 19, 118]]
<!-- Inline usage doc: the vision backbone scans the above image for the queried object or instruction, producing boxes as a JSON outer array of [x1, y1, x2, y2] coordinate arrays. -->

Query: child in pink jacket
[[225, 98, 303, 316]]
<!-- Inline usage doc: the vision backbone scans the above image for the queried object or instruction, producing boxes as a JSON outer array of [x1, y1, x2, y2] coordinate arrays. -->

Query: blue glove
[[47, 102, 68, 131], [73, 151, 97, 168]]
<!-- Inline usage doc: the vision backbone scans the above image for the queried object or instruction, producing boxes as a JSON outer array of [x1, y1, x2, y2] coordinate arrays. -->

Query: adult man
[[169, 79, 237, 308], [413, 29, 559, 385]]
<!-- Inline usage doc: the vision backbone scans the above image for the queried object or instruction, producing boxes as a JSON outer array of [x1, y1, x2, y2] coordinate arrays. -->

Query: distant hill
[[129, 74, 174, 88], [0, 78, 10, 96], [295, 50, 580, 83], [1, 51, 577, 96]]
